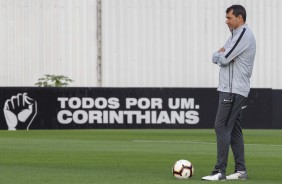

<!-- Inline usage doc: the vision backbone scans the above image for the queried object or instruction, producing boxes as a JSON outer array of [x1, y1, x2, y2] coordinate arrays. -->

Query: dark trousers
[[214, 92, 247, 174]]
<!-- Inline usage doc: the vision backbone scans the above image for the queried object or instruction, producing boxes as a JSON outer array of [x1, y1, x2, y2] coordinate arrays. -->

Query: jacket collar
[[232, 24, 248, 35]]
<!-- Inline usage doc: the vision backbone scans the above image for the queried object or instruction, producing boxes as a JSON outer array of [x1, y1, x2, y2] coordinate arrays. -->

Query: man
[[202, 5, 256, 181]]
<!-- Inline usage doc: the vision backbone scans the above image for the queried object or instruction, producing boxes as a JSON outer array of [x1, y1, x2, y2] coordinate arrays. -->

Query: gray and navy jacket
[[212, 24, 256, 97]]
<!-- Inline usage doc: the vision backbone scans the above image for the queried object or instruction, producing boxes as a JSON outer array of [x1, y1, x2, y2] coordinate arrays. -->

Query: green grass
[[0, 129, 281, 184]]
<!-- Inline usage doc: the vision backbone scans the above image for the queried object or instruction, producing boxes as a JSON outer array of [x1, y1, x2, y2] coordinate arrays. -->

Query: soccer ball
[[172, 159, 194, 179]]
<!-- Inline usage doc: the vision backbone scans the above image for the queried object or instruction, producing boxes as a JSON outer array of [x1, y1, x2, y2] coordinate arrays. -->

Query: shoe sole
[[226, 176, 248, 180], [201, 177, 226, 181]]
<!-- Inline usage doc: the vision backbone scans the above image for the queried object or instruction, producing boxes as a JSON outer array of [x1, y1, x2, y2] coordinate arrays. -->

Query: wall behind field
[[0, 0, 98, 86], [102, 0, 282, 89], [0, 0, 281, 89]]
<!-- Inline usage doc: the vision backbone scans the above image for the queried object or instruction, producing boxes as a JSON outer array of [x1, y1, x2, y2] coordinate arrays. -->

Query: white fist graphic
[[3, 93, 37, 130]]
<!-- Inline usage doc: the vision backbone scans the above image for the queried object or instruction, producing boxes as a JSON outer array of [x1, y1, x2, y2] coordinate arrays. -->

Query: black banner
[[0, 87, 277, 130]]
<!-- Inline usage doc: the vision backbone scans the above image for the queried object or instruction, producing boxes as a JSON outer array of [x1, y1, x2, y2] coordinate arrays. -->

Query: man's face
[[225, 10, 241, 30]]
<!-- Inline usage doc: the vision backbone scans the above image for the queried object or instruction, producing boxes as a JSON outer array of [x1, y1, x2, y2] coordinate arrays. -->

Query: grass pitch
[[0, 129, 281, 184]]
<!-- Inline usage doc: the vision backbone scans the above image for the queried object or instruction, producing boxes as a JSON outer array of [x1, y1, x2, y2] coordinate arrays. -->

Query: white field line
[[132, 140, 282, 147]]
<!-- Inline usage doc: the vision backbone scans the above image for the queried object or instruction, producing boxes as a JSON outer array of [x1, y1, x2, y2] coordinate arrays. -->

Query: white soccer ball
[[172, 159, 194, 179]]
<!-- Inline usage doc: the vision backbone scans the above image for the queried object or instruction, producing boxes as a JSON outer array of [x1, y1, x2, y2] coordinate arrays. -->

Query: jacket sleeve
[[212, 28, 249, 66]]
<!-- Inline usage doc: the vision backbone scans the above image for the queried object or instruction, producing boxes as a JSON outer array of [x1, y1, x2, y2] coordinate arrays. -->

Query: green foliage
[[35, 74, 74, 87]]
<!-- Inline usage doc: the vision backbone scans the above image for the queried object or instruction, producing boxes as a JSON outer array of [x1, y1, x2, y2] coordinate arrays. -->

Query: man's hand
[[218, 47, 225, 53], [3, 93, 37, 130]]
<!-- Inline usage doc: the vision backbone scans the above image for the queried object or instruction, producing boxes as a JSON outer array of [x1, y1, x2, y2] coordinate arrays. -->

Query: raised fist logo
[[3, 93, 37, 130]]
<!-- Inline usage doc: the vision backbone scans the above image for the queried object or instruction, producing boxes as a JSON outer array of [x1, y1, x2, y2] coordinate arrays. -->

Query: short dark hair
[[226, 5, 246, 22]]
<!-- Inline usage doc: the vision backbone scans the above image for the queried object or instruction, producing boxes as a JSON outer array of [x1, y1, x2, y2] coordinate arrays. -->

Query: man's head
[[225, 5, 246, 30]]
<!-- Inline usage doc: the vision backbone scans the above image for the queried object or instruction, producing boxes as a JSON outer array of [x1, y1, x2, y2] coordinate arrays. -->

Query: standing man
[[202, 5, 256, 181]]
